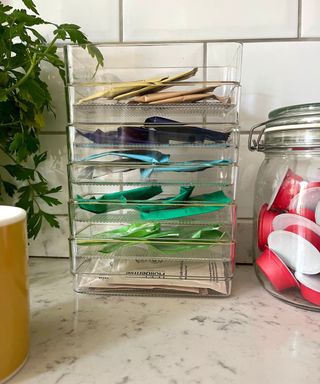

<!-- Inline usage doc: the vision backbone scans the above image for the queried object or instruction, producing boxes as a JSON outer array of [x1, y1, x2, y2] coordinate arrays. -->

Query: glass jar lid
[[249, 103, 320, 152], [268, 102, 320, 119]]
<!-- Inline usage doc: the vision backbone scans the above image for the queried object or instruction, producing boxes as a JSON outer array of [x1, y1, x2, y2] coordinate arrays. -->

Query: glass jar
[[249, 103, 320, 311]]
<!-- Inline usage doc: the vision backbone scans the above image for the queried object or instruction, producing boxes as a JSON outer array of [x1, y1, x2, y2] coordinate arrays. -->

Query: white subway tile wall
[[301, 0, 320, 37], [38, 135, 68, 214], [237, 135, 264, 219], [123, 0, 298, 41], [5, 0, 319, 261], [40, 51, 67, 133], [241, 42, 320, 129], [5, 0, 120, 42]]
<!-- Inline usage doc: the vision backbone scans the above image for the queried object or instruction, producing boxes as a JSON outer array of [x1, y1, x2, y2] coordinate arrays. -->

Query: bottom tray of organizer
[[70, 239, 235, 297]]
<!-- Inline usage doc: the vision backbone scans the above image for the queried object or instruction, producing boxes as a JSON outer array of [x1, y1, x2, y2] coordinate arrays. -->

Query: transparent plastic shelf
[[70, 240, 235, 264], [70, 207, 235, 225], [65, 43, 242, 84], [68, 163, 238, 189], [65, 43, 242, 125], [67, 124, 239, 163], [65, 42, 242, 297], [75, 220, 232, 234], [71, 100, 239, 125], [69, 205, 236, 237], [71, 245, 234, 297]]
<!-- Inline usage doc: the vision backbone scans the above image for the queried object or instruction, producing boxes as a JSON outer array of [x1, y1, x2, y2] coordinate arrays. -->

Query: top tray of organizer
[[64, 43, 242, 125]]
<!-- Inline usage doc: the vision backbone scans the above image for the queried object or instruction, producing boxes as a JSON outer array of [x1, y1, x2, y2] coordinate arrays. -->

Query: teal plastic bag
[[81, 149, 170, 164], [140, 159, 231, 178]]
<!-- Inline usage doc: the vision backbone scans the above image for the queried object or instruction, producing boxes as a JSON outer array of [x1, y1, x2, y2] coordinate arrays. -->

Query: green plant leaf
[[3, 164, 34, 181], [19, 77, 51, 109], [22, 0, 39, 15], [53, 24, 103, 70], [0, 72, 9, 87], [16, 185, 32, 210], [26, 27, 46, 43], [8, 133, 24, 154], [39, 194, 62, 206], [2, 180, 17, 197], [42, 51, 66, 83], [34, 111, 45, 129], [0, 4, 12, 18], [46, 186, 62, 194], [33, 151, 47, 167], [31, 181, 50, 195], [54, 23, 84, 43], [27, 211, 42, 239], [0, 90, 8, 102], [9, 131, 40, 161], [11, 9, 45, 26], [42, 211, 60, 228], [36, 170, 47, 183], [87, 44, 104, 68], [15, 179, 62, 238]]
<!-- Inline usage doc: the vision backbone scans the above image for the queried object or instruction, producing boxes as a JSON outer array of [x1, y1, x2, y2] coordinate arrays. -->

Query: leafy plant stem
[[5, 37, 59, 96], [0, 121, 20, 127]]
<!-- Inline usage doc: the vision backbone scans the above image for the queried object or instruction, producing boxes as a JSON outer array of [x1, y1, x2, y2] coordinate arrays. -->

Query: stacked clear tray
[[65, 43, 242, 296]]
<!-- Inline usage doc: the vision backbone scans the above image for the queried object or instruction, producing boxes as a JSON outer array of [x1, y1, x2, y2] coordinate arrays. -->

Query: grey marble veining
[[10, 258, 320, 384]]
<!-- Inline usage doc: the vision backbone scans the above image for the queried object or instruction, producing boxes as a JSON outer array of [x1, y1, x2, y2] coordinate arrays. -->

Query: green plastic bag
[[77, 185, 163, 213], [140, 191, 231, 220], [136, 186, 194, 213], [98, 242, 209, 254], [79, 222, 161, 246], [90, 224, 226, 254]]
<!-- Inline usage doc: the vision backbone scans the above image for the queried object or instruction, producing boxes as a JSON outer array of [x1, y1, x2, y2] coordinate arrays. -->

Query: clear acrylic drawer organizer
[[65, 43, 242, 297]]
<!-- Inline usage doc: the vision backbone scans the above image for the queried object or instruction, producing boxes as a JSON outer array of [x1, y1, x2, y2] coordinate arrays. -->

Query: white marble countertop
[[10, 258, 320, 384]]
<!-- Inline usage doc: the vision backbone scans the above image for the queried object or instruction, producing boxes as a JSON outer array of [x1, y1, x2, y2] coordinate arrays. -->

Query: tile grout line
[[203, 42, 207, 80], [59, 37, 320, 47], [119, 0, 124, 42], [39, 131, 67, 135], [297, 0, 302, 38], [202, 42, 207, 126], [114, 37, 320, 45], [55, 34, 320, 49]]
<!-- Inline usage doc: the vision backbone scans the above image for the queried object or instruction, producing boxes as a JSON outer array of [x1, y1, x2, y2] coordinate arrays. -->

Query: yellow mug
[[0, 206, 29, 383]]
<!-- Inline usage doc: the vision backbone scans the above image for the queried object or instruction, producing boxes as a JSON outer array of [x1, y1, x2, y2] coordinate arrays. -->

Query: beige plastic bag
[[130, 85, 219, 103], [80, 258, 229, 295], [148, 93, 214, 104], [113, 67, 198, 100], [78, 68, 198, 104]]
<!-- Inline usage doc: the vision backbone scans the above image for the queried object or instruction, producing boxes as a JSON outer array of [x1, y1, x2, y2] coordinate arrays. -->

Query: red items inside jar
[[256, 168, 320, 306]]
